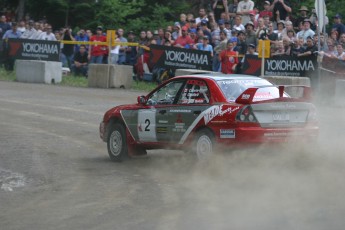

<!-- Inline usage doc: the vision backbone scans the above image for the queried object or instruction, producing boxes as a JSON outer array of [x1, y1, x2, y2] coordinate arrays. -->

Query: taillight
[[236, 105, 258, 122]]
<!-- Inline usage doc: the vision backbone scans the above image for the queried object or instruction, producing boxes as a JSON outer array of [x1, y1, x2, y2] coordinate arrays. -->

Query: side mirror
[[137, 95, 147, 105]]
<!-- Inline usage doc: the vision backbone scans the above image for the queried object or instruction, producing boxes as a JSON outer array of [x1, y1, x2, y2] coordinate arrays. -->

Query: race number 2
[[138, 109, 157, 142]]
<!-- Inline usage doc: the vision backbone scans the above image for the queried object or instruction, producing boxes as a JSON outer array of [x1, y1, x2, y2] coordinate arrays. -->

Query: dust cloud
[[135, 95, 345, 230]]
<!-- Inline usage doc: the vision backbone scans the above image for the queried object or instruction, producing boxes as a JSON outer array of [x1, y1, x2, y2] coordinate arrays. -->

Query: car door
[[169, 79, 212, 143]]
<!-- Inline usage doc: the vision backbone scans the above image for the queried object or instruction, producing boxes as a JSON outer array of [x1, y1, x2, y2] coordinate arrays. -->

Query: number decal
[[145, 119, 150, 131]]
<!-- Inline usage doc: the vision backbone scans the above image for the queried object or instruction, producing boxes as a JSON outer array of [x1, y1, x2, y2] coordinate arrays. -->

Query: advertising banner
[[241, 54, 318, 77], [7, 38, 60, 62], [150, 44, 212, 70]]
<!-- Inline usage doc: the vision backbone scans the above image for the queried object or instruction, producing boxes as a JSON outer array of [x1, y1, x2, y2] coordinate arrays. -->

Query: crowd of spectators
[[1, 0, 345, 77]]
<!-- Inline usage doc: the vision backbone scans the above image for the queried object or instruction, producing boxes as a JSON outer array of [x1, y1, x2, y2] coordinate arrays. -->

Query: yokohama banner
[[7, 38, 60, 62], [241, 54, 318, 77], [150, 44, 212, 70]]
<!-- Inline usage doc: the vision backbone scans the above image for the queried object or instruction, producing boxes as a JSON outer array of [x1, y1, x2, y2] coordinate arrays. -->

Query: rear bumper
[[217, 126, 319, 144], [99, 121, 106, 142]]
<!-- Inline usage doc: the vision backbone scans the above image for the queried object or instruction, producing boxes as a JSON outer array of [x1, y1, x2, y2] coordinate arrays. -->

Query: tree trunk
[[17, 0, 26, 21]]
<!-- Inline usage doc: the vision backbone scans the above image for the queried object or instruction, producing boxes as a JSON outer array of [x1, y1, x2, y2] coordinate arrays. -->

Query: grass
[[0, 67, 158, 92]]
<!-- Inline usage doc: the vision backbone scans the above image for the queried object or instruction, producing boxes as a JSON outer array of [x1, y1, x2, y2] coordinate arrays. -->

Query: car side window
[[147, 81, 184, 105], [178, 79, 210, 104]]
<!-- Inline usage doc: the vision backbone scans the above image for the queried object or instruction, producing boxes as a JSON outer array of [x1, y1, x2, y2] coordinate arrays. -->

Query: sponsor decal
[[270, 103, 296, 109], [267, 59, 315, 72], [169, 109, 191, 113], [204, 105, 239, 124], [220, 129, 235, 138], [241, 94, 251, 100], [156, 127, 168, 133], [165, 50, 209, 66], [158, 120, 168, 124], [173, 114, 186, 132]]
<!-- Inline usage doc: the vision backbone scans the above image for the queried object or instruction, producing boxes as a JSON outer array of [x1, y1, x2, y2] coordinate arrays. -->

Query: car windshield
[[217, 79, 284, 102]]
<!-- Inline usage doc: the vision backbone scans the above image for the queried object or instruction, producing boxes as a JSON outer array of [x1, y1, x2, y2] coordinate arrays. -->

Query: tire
[[193, 129, 214, 160], [107, 123, 128, 162]]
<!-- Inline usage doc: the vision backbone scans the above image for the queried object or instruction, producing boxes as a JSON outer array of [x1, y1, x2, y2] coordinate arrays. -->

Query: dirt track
[[1, 81, 345, 230]]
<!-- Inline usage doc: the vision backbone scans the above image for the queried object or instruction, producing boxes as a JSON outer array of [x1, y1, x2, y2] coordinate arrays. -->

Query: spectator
[[17, 20, 26, 34], [213, 30, 228, 71], [189, 28, 198, 43], [61, 27, 75, 68], [241, 43, 258, 67], [228, 0, 239, 27], [156, 28, 165, 45], [38, 24, 56, 41], [244, 21, 257, 47], [263, 15, 271, 27], [71, 44, 88, 77], [339, 33, 345, 47], [281, 20, 294, 38], [74, 29, 89, 52], [86, 29, 93, 38], [294, 6, 309, 32], [233, 15, 245, 31], [296, 19, 315, 43], [110, 37, 120, 65], [146, 30, 153, 40], [29, 22, 43, 39], [196, 8, 208, 25], [255, 17, 265, 37], [282, 37, 292, 55], [330, 30, 339, 44], [274, 20, 285, 40], [117, 28, 128, 65], [163, 30, 174, 44], [172, 22, 181, 40], [224, 20, 232, 39], [297, 36, 317, 57], [290, 38, 305, 57], [332, 14, 345, 40], [2, 22, 21, 71], [89, 26, 107, 64], [269, 0, 292, 22], [200, 19, 212, 41], [259, 1, 273, 20], [173, 26, 194, 48], [249, 10, 258, 28], [236, 0, 254, 26], [271, 41, 285, 56], [179, 13, 188, 27], [0, 15, 11, 38], [219, 39, 239, 74], [330, 44, 345, 60], [235, 30, 247, 55], [20, 20, 36, 39], [260, 22, 278, 44], [125, 31, 137, 65], [323, 38, 336, 56], [212, 0, 229, 21], [194, 36, 214, 57]]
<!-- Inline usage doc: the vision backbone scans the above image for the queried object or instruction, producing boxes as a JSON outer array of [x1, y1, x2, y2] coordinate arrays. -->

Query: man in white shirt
[[296, 19, 315, 42], [236, 0, 254, 26], [38, 25, 56, 41]]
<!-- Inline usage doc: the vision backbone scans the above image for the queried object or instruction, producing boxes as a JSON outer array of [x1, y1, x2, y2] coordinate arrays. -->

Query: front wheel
[[193, 129, 214, 160], [107, 123, 128, 162]]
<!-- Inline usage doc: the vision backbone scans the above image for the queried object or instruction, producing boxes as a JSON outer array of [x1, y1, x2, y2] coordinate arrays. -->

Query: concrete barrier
[[109, 64, 133, 89], [175, 69, 214, 76], [88, 64, 132, 89], [15, 60, 62, 84]]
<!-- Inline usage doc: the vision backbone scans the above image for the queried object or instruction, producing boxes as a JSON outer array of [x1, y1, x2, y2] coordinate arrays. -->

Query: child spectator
[[219, 39, 239, 74], [259, 1, 273, 20]]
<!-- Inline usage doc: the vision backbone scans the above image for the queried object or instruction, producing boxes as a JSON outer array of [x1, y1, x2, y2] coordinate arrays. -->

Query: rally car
[[99, 74, 318, 161]]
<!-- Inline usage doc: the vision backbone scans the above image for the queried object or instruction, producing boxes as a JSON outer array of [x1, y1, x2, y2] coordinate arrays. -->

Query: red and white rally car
[[99, 74, 318, 161]]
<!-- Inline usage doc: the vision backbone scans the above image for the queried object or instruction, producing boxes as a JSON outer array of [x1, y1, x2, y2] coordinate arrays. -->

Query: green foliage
[[0, 68, 16, 82]]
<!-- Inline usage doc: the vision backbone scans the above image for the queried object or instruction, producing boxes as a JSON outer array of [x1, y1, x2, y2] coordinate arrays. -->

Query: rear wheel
[[193, 129, 214, 160], [107, 123, 128, 162]]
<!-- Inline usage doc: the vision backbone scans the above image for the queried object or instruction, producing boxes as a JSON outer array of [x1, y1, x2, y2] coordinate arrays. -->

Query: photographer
[[61, 27, 75, 68], [290, 38, 305, 57]]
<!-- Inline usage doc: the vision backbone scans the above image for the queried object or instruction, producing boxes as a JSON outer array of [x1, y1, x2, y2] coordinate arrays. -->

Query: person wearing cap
[[298, 36, 317, 57], [234, 30, 247, 55], [224, 20, 232, 39], [296, 19, 315, 42], [219, 40, 239, 74], [89, 26, 107, 64], [236, 0, 254, 26], [294, 6, 309, 32], [125, 31, 137, 65], [194, 36, 213, 57], [188, 28, 198, 43], [259, 1, 273, 20], [2, 22, 21, 71], [269, 0, 292, 22], [332, 14, 345, 39], [245, 21, 257, 47], [241, 43, 258, 66], [173, 26, 194, 48]]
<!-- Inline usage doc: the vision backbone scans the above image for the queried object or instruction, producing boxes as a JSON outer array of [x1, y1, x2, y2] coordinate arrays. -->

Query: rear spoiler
[[235, 85, 312, 104]]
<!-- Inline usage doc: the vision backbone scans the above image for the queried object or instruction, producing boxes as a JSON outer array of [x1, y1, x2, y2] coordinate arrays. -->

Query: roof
[[174, 73, 265, 81]]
